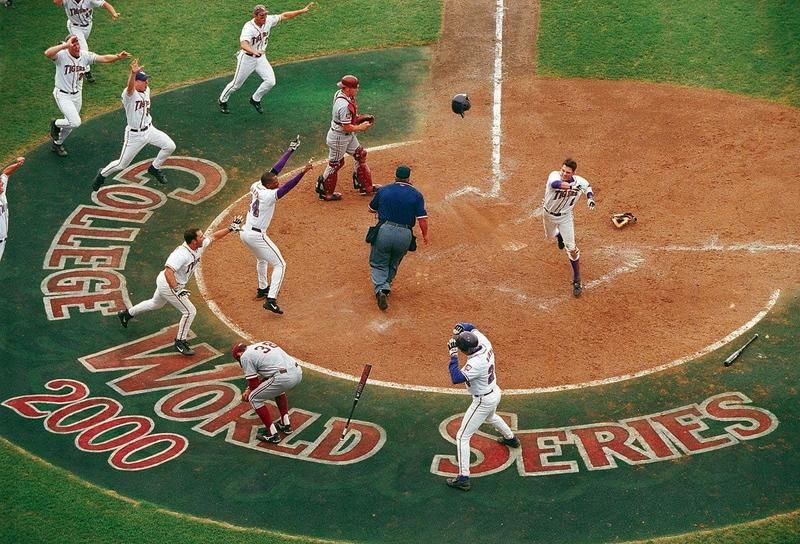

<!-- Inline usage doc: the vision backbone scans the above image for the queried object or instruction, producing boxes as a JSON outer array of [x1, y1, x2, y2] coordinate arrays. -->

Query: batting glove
[[175, 289, 190, 298], [588, 199, 596, 210], [447, 338, 458, 357], [228, 215, 243, 232], [288, 135, 301, 151], [452, 324, 465, 336]]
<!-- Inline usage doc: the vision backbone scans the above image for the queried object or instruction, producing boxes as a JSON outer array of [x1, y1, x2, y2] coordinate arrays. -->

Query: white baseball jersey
[[62, 0, 105, 26], [0, 174, 9, 240], [245, 181, 278, 232], [240, 15, 281, 53], [53, 49, 97, 93], [164, 238, 212, 287], [239, 341, 297, 381], [459, 330, 497, 396], [542, 171, 592, 215], [121, 86, 151, 130], [330, 90, 357, 132]]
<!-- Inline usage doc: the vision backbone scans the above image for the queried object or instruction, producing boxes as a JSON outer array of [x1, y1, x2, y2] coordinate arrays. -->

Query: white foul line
[[445, 0, 505, 202]]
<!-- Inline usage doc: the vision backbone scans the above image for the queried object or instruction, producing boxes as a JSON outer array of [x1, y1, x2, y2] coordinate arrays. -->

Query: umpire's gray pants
[[369, 223, 412, 294]]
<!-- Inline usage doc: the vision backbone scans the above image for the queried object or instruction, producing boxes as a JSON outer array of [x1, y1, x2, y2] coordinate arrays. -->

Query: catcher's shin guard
[[353, 147, 376, 194], [315, 174, 325, 195]]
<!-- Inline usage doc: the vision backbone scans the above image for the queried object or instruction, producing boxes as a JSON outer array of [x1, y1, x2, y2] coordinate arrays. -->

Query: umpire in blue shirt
[[367, 165, 429, 311]]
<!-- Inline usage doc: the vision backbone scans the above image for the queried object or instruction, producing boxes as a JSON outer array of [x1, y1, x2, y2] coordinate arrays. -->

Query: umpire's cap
[[451, 93, 471, 117], [455, 331, 480, 354]]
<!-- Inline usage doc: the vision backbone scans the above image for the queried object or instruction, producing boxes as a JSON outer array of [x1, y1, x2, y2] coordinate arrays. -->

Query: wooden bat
[[723, 333, 759, 367], [341, 364, 372, 440]]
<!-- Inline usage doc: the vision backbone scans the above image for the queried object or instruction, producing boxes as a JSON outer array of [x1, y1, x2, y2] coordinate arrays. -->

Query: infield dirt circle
[[204, 0, 800, 390]]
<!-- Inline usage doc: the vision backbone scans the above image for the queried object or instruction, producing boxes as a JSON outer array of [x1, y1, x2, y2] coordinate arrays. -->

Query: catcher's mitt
[[611, 212, 637, 229], [355, 114, 375, 125]]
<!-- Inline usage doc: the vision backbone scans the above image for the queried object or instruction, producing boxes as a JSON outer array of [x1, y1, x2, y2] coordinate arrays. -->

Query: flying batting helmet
[[231, 342, 248, 361], [455, 331, 480, 354], [451, 93, 471, 117], [338, 75, 360, 89]]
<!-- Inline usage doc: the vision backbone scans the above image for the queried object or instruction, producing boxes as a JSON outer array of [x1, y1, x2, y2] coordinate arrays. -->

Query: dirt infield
[[203, 0, 800, 390]]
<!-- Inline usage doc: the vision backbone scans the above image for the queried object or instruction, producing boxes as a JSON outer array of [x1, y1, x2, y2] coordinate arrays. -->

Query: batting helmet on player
[[338, 75, 360, 89], [455, 331, 480, 354], [451, 93, 471, 117], [231, 342, 247, 362]]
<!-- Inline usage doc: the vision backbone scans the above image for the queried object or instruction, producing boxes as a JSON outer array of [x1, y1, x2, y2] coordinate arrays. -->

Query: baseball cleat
[[498, 435, 521, 448], [256, 428, 282, 444], [174, 339, 195, 356], [117, 309, 131, 328], [446, 475, 471, 491], [572, 281, 582, 298], [249, 97, 264, 114], [376, 291, 388, 311], [49, 119, 61, 142], [256, 287, 268, 299], [218, 100, 230, 114], [274, 420, 293, 435], [147, 165, 168, 184], [264, 298, 283, 314], [556, 233, 565, 250], [84, 71, 96, 84], [51, 143, 68, 157], [91, 170, 106, 192], [288, 135, 301, 150], [319, 192, 342, 201]]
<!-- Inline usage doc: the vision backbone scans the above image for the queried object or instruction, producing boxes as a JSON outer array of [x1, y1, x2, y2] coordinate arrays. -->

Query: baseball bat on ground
[[341, 364, 373, 440], [723, 333, 759, 367]]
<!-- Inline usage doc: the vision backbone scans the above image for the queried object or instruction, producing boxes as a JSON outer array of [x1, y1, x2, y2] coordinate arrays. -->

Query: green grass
[[0, 0, 440, 158], [2, 0, 800, 543], [538, 0, 800, 106]]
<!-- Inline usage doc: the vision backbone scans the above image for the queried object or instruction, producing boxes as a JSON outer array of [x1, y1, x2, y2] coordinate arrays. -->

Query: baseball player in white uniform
[[445, 322, 519, 491], [239, 137, 313, 314], [232, 340, 303, 444], [541, 158, 596, 297], [315, 74, 377, 201], [54, 0, 120, 83], [0, 157, 26, 263], [117, 220, 241, 356], [218, 3, 315, 115], [45, 35, 128, 157], [92, 59, 176, 192]]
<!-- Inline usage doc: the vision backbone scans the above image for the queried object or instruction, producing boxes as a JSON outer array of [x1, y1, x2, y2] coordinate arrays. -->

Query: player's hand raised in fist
[[228, 215, 243, 232], [303, 159, 314, 173], [588, 199, 596, 210], [447, 338, 458, 357], [452, 323, 465, 336]]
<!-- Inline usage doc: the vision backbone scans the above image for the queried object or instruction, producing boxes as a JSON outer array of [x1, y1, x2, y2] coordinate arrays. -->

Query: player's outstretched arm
[[276, 159, 313, 200], [280, 2, 315, 21], [53, 0, 63, 6], [125, 58, 140, 95], [44, 37, 73, 59], [2, 157, 25, 178], [96, 50, 130, 64], [102, 1, 120, 20]]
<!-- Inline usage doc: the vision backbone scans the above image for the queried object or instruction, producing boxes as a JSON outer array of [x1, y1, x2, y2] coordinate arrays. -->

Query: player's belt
[[129, 125, 150, 132], [250, 226, 262, 233], [473, 389, 494, 398], [58, 89, 79, 95], [545, 209, 562, 216], [72, 22, 90, 27], [384, 220, 412, 229], [243, 52, 260, 57]]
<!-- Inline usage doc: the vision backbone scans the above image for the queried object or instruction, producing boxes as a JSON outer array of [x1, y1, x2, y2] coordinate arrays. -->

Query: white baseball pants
[[455, 388, 514, 477], [0, 239, 6, 263], [322, 129, 360, 178], [219, 52, 276, 103], [52, 88, 83, 144], [240, 228, 285, 298], [99, 126, 176, 177], [128, 271, 196, 341], [542, 211, 580, 260], [248, 363, 302, 410]]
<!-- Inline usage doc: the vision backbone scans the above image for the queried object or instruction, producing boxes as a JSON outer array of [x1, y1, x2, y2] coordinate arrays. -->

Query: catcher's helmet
[[451, 93, 471, 117], [338, 75, 360, 89], [455, 331, 480, 354], [231, 342, 247, 361]]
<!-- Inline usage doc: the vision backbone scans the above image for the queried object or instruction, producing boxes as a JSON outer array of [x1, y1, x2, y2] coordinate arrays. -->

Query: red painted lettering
[[570, 423, 651, 469], [702, 392, 779, 440], [650, 406, 737, 454], [517, 429, 578, 475]]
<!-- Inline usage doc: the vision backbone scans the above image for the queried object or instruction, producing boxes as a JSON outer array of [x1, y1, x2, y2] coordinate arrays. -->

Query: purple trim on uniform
[[458, 322, 476, 332], [550, 180, 562, 189], [587, 191, 594, 200], [270, 147, 294, 175], [449, 357, 467, 384], [276, 170, 306, 199]]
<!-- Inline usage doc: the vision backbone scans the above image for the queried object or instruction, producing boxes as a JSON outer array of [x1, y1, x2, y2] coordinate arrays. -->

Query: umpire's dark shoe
[[51, 142, 68, 157], [498, 435, 521, 448], [174, 339, 195, 356], [147, 164, 168, 184], [264, 298, 283, 314], [572, 281, 582, 298], [92, 170, 106, 192], [256, 428, 282, 444], [446, 475, 471, 491], [117, 309, 132, 328], [218, 100, 230, 114], [556, 233, 565, 250], [274, 420, 293, 435], [256, 287, 269, 299], [376, 291, 388, 311], [249, 97, 264, 114], [49, 119, 60, 142]]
